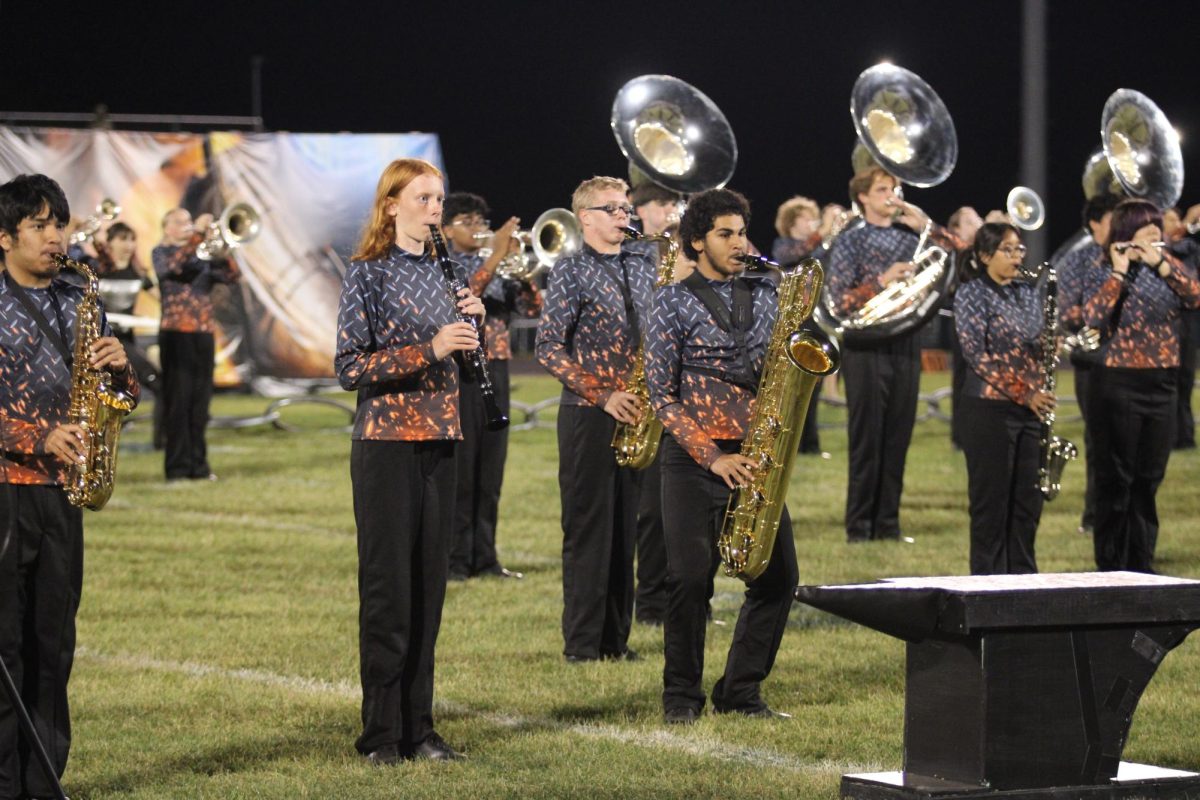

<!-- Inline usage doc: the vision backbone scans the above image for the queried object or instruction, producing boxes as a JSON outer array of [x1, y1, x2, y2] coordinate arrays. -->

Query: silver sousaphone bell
[[1100, 88, 1184, 210], [611, 74, 737, 196]]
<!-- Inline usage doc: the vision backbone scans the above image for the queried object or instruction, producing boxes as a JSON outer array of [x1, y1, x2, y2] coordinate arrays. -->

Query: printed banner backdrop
[[0, 127, 444, 384]]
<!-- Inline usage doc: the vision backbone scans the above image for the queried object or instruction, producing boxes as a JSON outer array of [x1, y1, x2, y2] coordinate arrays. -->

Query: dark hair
[[962, 222, 1019, 281], [678, 188, 751, 260], [1081, 193, 1120, 227], [0, 174, 70, 237], [442, 192, 489, 224], [1105, 199, 1162, 250], [848, 166, 894, 207], [630, 182, 681, 210], [107, 221, 136, 240]]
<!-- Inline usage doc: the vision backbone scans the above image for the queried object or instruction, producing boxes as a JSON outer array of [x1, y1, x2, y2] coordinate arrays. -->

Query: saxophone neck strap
[[614, 252, 642, 345], [681, 271, 758, 391], [3, 271, 73, 366]]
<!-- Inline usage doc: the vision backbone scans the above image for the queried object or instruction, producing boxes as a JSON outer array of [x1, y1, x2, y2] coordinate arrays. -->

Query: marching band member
[[441, 192, 538, 581], [770, 195, 822, 268], [953, 223, 1050, 574], [646, 188, 797, 724], [1055, 193, 1119, 534], [153, 208, 240, 481], [90, 221, 164, 448], [535, 176, 655, 662], [335, 158, 484, 763], [826, 166, 961, 543], [1163, 204, 1200, 449], [1083, 199, 1200, 573], [628, 181, 682, 627], [1, 174, 138, 799]]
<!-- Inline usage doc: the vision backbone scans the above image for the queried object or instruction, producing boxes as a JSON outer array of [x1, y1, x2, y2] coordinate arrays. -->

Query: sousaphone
[[815, 63, 958, 345], [611, 74, 737, 196]]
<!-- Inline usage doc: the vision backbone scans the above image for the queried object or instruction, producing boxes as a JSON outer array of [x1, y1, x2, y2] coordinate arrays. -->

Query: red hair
[[352, 158, 443, 261]]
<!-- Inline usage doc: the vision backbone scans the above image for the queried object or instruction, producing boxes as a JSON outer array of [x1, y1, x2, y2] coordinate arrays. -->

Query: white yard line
[[76, 647, 879, 776]]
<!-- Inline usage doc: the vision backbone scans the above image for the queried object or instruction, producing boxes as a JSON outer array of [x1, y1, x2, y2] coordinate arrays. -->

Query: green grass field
[[60, 366, 1200, 799]]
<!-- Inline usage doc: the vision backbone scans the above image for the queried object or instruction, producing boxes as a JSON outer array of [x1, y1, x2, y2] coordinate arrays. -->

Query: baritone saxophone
[[53, 254, 136, 510], [719, 258, 840, 582], [610, 228, 679, 469]]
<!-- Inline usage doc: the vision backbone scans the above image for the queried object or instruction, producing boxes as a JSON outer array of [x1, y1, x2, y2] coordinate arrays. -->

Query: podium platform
[[795, 572, 1200, 799]]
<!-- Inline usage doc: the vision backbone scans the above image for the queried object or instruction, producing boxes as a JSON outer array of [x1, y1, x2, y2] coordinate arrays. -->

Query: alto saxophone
[[719, 258, 840, 581], [1035, 263, 1077, 500], [610, 228, 679, 469], [53, 254, 136, 510]]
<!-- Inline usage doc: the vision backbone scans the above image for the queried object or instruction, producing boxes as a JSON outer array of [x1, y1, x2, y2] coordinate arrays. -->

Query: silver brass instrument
[[611, 74, 737, 194], [51, 254, 136, 510], [528, 208, 582, 270], [1007, 186, 1045, 231], [68, 198, 120, 246], [719, 259, 840, 581], [1100, 89, 1184, 210], [197, 202, 261, 261], [816, 63, 958, 345], [1036, 263, 1077, 500]]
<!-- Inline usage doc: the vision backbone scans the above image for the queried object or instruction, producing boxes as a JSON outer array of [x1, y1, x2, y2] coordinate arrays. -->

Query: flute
[[428, 224, 509, 431]]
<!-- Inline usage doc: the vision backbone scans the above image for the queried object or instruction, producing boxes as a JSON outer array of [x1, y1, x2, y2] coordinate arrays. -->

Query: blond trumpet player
[[153, 208, 240, 481], [440, 192, 540, 581]]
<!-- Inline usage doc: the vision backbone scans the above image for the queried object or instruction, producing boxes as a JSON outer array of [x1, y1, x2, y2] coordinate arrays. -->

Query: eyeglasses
[[584, 204, 636, 217], [998, 245, 1028, 256], [448, 217, 490, 229]]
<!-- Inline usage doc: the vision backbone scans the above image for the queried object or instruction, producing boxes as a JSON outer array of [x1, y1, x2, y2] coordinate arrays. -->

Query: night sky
[[2, 1, 1197, 251]]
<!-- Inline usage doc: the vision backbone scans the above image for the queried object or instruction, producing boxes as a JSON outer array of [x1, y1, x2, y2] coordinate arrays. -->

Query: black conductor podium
[[794, 572, 1200, 799]]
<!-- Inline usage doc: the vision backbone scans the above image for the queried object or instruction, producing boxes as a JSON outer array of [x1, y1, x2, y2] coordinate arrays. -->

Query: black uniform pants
[[451, 360, 510, 577], [1090, 367, 1176, 573], [116, 329, 164, 449], [841, 341, 921, 540], [960, 398, 1042, 575], [0, 485, 83, 800], [659, 437, 798, 714], [1073, 363, 1097, 529], [634, 454, 669, 624], [351, 439, 455, 753], [556, 405, 635, 659], [159, 330, 214, 479]]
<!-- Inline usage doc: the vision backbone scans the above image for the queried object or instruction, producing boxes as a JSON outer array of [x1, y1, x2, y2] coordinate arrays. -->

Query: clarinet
[[428, 224, 509, 431], [1036, 264, 1077, 500]]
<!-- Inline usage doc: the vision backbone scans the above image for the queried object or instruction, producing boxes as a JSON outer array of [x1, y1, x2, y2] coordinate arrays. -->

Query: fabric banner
[[0, 127, 443, 383]]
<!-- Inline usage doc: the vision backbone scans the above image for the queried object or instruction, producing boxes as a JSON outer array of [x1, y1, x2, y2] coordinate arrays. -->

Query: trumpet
[[69, 198, 121, 245], [197, 202, 261, 261]]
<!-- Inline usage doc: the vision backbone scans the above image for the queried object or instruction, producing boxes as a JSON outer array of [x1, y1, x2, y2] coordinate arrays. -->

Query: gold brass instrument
[[1007, 186, 1045, 231], [51, 254, 136, 510], [1036, 263, 1077, 500], [68, 198, 120, 246], [719, 258, 840, 581], [610, 227, 680, 469], [817, 63, 958, 345], [197, 202, 261, 261]]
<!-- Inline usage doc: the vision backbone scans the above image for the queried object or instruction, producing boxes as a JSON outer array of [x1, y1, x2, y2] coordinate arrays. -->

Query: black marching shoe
[[364, 743, 405, 766], [664, 706, 700, 725], [411, 731, 464, 761]]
